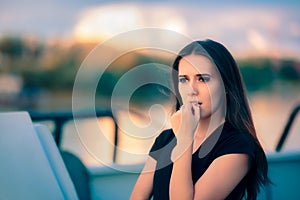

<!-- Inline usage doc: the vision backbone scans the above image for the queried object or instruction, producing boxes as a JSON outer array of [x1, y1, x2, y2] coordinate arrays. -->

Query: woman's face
[[177, 54, 226, 120]]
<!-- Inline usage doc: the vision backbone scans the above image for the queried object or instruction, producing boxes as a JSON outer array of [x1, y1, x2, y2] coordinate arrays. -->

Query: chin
[[199, 112, 212, 120]]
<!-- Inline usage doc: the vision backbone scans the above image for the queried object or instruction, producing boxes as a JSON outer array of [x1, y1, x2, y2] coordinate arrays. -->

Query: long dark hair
[[171, 39, 270, 199]]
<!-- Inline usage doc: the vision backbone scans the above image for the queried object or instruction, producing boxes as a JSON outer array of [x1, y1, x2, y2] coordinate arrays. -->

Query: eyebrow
[[178, 73, 211, 78]]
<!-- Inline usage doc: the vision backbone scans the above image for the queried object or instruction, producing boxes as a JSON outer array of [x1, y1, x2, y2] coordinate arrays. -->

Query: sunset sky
[[1, 0, 300, 59]]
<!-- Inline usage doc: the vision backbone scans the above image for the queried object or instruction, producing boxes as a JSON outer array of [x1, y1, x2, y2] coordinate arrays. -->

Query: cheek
[[178, 85, 187, 101], [199, 85, 210, 101], [208, 83, 225, 107]]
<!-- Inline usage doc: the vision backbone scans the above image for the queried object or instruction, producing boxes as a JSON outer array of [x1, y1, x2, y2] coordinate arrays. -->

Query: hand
[[170, 103, 200, 141]]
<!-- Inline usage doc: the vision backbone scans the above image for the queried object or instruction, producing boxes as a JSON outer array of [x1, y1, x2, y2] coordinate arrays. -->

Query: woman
[[130, 39, 269, 200]]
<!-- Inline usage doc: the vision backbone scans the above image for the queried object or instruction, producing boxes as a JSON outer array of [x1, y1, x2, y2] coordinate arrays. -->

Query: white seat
[[0, 111, 78, 200]]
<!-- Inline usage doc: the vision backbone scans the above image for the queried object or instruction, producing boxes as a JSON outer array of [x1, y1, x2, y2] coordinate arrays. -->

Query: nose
[[188, 79, 199, 96]]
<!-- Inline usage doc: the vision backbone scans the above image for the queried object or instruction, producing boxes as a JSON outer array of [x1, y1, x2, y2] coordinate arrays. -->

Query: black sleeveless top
[[149, 122, 256, 200]]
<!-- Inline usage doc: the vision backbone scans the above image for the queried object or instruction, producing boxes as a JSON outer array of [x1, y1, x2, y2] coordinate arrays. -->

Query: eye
[[179, 77, 188, 83], [199, 76, 210, 82]]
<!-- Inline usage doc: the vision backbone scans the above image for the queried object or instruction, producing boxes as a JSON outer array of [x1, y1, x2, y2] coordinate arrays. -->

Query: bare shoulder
[[194, 153, 250, 199]]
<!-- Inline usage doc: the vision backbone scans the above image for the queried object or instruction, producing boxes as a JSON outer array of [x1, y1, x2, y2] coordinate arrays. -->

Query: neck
[[194, 111, 225, 141], [192, 115, 225, 153]]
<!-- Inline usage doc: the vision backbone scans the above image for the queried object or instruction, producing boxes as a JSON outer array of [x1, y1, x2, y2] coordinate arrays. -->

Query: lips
[[190, 101, 202, 106]]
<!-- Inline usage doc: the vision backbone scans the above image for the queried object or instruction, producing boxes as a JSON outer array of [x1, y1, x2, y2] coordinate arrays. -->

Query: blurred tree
[[239, 58, 276, 92], [278, 59, 300, 81], [0, 37, 24, 59], [1, 33, 299, 107], [22, 45, 82, 90]]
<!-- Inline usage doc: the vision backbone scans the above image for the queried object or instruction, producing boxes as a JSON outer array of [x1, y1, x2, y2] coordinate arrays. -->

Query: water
[[250, 91, 300, 152], [3, 87, 298, 167], [61, 105, 172, 166], [58, 90, 300, 167]]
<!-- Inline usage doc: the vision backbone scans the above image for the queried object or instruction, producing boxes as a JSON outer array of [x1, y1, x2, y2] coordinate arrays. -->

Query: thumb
[[192, 103, 200, 120]]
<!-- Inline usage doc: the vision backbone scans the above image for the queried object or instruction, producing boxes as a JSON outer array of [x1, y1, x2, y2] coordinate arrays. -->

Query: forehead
[[178, 54, 217, 75]]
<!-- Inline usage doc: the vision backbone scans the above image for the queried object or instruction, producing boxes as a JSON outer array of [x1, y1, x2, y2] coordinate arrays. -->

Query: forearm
[[169, 103, 200, 200], [170, 141, 194, 200], [130, 157, 155, 200]]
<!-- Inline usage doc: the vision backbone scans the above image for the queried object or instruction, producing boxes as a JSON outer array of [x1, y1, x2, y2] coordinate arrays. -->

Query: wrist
[[174, 127, 194, 143], [171, 136, 193, 162]]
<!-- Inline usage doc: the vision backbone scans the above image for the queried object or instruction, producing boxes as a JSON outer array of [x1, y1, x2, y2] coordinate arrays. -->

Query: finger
[[180, 104, 186, 111], [192, 103, 200, 119], [186, 102, 196, 115], [191, 104, 195, 115]]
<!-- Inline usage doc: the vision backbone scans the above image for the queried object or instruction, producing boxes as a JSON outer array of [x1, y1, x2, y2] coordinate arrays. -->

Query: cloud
[[1, 1, 299, 59], [247, 29, 268, 52], [73, 4, 144, 42], [72, 3, 188, 42], [71, 3, 300, 59]]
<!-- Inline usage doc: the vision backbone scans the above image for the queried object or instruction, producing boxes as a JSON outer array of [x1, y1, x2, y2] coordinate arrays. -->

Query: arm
[[169, 141, 194, 200], [169, 104, 250, 199], [130, 156, 156, 200], [170, 151, 250, 200], [169, 103, 199, 200], [194, 153, 250, 199]]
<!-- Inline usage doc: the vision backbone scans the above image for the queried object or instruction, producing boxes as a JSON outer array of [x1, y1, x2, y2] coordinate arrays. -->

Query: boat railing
[[29, 103, 300, 164], [29, 109, 119, 163], [275, 103, 300, 152]]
